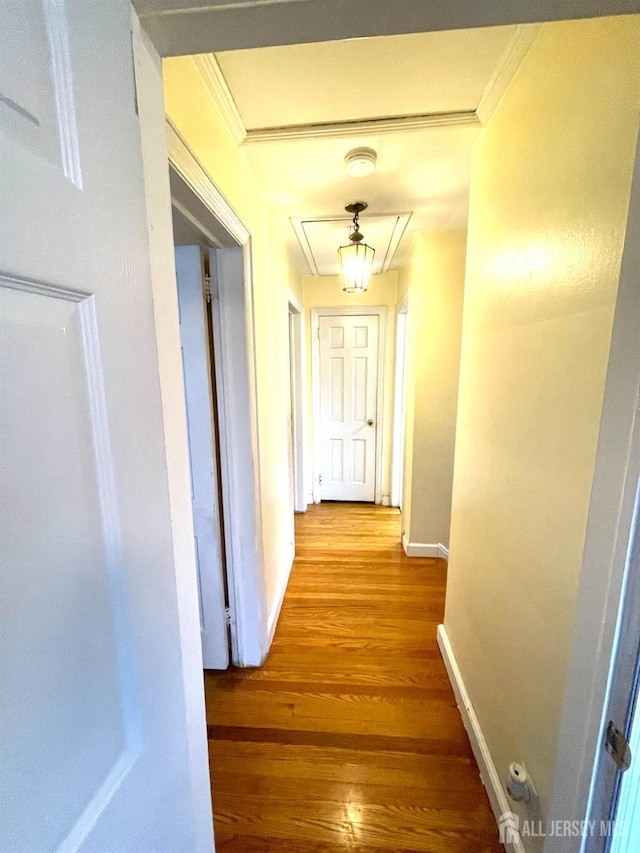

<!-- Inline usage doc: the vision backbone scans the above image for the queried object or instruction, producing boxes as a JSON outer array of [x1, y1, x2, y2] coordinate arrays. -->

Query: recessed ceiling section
[[293, 213, 411, 277], [190, 23, 540, 273], [215, 26, 519, 130]]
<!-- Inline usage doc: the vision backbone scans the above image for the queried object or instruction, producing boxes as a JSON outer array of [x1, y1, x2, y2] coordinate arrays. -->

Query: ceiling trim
[[192, 54, 246, 145], [291, 212, 412, 276], [476, 23, 541, 126], [192, 24, 539, 147], [242, 111, 480, 144]]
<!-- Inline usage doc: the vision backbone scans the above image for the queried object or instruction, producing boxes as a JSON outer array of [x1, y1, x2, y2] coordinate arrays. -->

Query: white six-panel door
[[319, 315, 379, 502], [175, 246, 229, 670], [0, 2, 210, 851]]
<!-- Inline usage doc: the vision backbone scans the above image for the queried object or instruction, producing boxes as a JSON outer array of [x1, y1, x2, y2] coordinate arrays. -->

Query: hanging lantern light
[[338, 202, 375, 293]]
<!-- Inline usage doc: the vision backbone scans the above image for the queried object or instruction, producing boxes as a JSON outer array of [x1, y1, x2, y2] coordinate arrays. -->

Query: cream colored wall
[[396, 230, 466, 549], [302, 272, 398, 503], [163, 56, 302, 627], [443, 14, 640, 837]]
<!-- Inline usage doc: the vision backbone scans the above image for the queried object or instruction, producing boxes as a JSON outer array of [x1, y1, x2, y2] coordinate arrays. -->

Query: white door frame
[[167, 120, 268, 667], [288, 289, 307, 513], [311, 305, 387, 505], [546, 129, 640, 852], [391, 293, 409, 509]]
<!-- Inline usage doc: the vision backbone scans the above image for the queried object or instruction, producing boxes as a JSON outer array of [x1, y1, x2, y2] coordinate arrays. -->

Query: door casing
[[288, 289, 307, 513], [166, 123, 268, 667]]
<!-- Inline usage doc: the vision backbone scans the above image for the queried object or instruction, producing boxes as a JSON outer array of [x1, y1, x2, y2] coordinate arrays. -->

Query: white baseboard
[[437, 625, 525, 853], [306, 493, 315, 506], [382, 494, 391, 506], [266, 546, 294, 647], [402, 535, 449, 561]]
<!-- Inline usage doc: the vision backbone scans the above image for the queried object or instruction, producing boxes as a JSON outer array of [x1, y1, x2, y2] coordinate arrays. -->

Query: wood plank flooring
[[206, 503, 501, 852]]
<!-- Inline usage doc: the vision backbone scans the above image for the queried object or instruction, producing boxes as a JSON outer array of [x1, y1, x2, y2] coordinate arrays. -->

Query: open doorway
[[287, 290, 306, 514], [166, 146, 267, 668], [391, 294, 409, 510]]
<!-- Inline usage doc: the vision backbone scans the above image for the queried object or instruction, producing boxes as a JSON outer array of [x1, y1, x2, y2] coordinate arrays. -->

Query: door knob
[[367, 419, 374, 426]]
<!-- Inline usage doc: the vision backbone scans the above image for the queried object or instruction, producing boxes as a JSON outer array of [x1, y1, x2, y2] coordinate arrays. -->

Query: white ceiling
[[193, 24, 539, 273], [216, 27, 519, 129]]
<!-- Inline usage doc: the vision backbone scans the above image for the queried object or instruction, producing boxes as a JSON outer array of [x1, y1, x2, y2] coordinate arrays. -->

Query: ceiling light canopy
[[344, 147, 377, 178], [338, 202, 375, 294]]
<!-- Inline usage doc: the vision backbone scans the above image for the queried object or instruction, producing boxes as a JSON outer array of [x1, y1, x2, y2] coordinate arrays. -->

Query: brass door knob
[[367, 419, 374, 426]]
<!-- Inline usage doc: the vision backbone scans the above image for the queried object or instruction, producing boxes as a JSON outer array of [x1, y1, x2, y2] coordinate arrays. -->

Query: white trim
[[242, 110, 480, 144], [291, 212, 411, 277], [132, 19, 215, 851], [166, 122, 268, 667], [192, 54, 246, 146], [166, 119, 249, 245], [438, 625, 524, 853], [547, 130, 640, 853], [267, 546, 294, 647], [311, 305, 386, 506], [476, 24, 540, 126], [391, 295, 409, 508], [382, 495, 391, 506], [402, 536, 449, 561], [287, 287, 304, 315], [288, 288, 307, 513]]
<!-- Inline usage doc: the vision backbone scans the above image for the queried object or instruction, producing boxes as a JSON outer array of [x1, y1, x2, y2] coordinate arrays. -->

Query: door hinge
[[605, 720, 632, 772], [204, 275, 219, 303], [224, 607, 232, 628], [319, 474, 322, 485]]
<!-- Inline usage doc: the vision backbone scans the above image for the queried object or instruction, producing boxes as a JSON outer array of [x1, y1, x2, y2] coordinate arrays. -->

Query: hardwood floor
[[205, 503, 502, 852]]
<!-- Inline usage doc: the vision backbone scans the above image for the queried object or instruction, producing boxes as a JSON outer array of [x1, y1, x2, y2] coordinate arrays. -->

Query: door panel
[[319, 314, 379, 502], [0, 2, 208, 850], [175, 245, 229, 670]]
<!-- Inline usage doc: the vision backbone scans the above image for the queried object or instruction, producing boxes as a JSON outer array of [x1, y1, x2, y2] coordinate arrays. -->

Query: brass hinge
[[605, 720, 632, 772]]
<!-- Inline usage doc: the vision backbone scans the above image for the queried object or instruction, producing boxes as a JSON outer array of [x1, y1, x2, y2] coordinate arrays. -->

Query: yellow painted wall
[[302, 273, 398, 502], [163, 56, 302, 621], [397, 230, 466, 549], [444, 14, 640, 831]]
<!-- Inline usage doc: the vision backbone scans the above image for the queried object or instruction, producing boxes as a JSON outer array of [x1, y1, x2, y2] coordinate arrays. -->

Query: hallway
[[205, 503, 501, 851]]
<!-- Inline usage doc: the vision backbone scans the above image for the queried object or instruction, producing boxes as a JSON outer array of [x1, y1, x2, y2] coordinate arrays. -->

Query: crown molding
[[192, 53, 246, 145], [242, 110, 480, 144], [188, 27, 538, 147], [476, 23, 541, 127]]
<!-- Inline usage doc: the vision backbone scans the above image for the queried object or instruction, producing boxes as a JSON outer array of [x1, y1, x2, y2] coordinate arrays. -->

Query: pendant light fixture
[[338, 202, 375, 293]]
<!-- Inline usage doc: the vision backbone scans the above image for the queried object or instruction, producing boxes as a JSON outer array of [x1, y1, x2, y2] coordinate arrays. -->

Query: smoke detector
[[344, 147, 377, 178]]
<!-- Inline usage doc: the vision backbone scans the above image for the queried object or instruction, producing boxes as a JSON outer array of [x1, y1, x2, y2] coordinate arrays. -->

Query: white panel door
[[319, 314, 379, 502], [175, 246, 229, 670], [0, 3, 210, 852]]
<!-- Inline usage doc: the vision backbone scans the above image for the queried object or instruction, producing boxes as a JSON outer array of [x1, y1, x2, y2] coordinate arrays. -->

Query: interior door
[[319, 314, 379, 502], [0, 2, 210, 851], [175, 245, 229, 670]]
